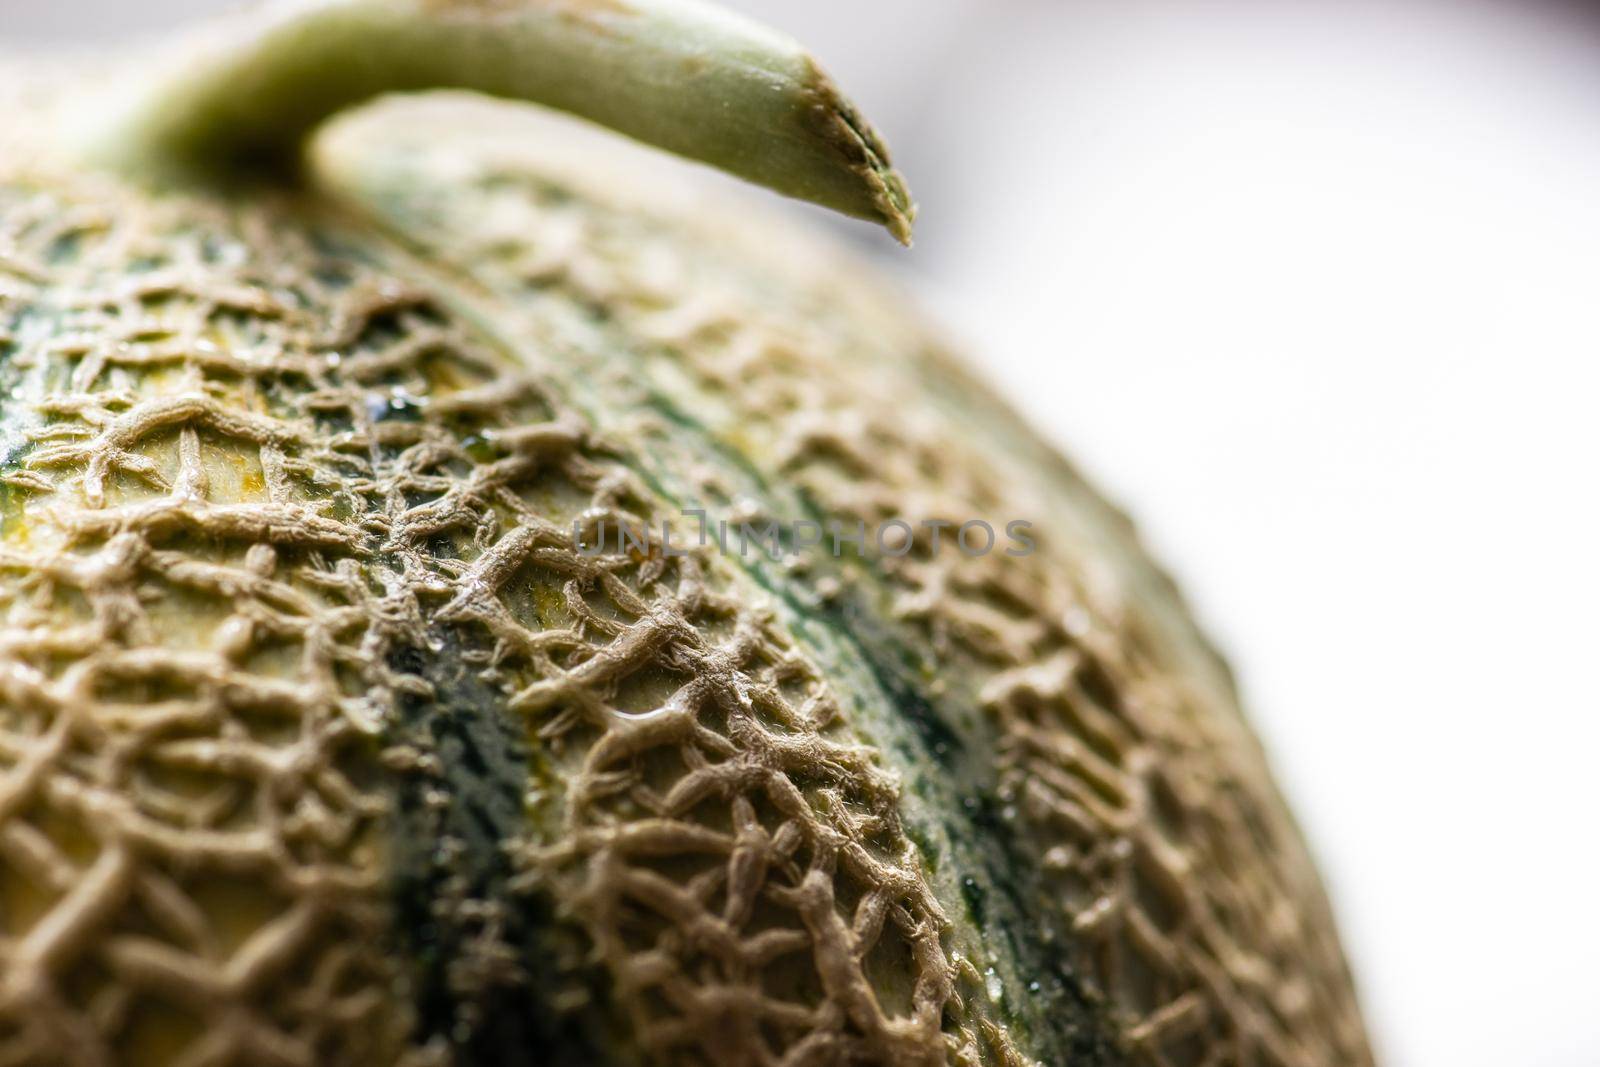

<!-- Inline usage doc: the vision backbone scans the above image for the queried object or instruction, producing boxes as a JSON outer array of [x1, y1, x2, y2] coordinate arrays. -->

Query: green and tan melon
[[0, 2, 1372, 1065]]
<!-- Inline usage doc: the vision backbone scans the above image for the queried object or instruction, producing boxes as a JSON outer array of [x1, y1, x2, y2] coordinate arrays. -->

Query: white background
[[4, 1, 1598, 1064]]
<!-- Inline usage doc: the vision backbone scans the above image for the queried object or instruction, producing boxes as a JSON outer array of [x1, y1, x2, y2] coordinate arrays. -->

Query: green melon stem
[[81, 0, 916, 243]]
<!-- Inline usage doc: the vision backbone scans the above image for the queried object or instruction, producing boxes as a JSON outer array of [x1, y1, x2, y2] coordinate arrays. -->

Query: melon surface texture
[[0, 2, 1372, 1065]]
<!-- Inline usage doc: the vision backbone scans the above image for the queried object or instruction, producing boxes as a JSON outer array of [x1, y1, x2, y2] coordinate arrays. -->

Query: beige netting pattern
[[0, 182, 419, 1067], [343, 126, 1373, 1067], [0, 169, 1027, 1067]]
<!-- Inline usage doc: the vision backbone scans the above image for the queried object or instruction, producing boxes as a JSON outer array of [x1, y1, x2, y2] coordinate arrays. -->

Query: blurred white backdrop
[[4, 1, 1598, 1065]]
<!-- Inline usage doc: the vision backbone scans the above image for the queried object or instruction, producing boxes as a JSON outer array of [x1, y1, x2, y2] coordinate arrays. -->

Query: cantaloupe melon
[[0, 2, 1373, 1064]]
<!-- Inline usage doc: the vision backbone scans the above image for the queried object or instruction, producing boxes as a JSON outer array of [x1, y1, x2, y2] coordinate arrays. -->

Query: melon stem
[[81, 0, 915, 243]]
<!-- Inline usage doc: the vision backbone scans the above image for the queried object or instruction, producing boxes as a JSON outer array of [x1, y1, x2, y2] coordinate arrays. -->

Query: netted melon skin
[[0, 89, 1372, 1067]]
